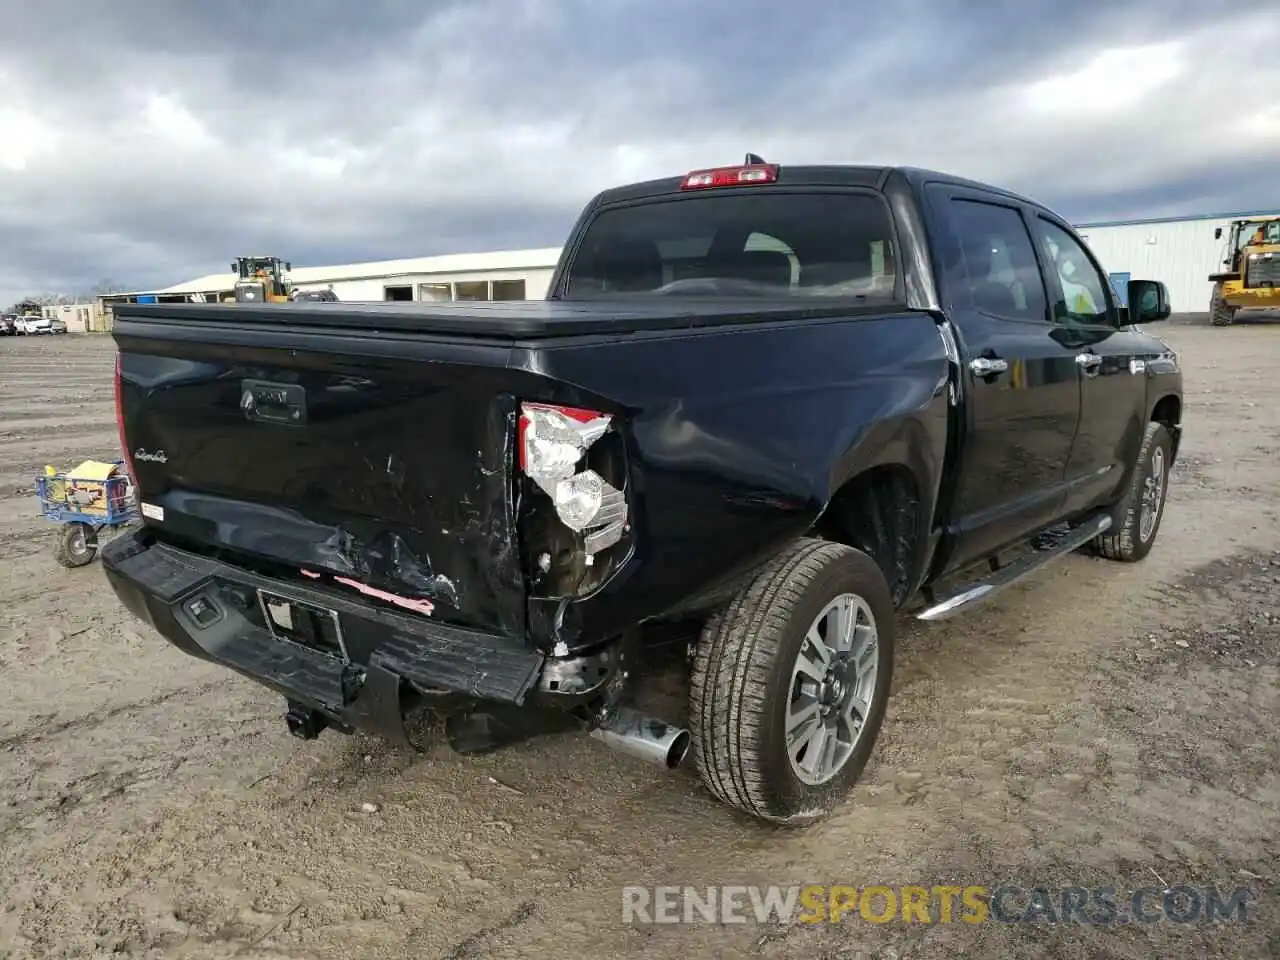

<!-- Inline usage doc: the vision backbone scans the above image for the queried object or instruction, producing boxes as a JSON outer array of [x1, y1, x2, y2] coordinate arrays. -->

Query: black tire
[[1209, 284, 1234, 326], [689, 538, 895, 825], [1092, 421, 1172, 562], [54, 522, 99, 568]]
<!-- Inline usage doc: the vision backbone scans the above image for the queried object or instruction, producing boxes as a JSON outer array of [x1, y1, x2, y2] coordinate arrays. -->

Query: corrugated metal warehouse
[[1077, 209, 1280, 314], [107, 247, 564, 307]]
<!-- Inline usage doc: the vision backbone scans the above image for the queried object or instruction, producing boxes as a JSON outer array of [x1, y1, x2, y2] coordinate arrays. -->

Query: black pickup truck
[[102, 160, 1182, 825]]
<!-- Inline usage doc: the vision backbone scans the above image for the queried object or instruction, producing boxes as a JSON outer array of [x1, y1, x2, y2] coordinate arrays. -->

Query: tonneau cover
[[114, 299, 888, 339]]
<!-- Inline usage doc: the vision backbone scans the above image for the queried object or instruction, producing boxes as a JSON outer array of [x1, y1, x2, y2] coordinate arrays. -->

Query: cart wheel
[[54, 522, 99, 568]]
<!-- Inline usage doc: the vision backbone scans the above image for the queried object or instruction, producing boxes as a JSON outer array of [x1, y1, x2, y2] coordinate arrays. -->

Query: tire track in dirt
[[0, 678, 232, 753], [0, 415, 120, 441]]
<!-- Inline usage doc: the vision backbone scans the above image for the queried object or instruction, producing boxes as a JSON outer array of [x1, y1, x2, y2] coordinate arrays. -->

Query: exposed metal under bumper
[[99, 532, 545, 747], [915, 514, 1112, 622]]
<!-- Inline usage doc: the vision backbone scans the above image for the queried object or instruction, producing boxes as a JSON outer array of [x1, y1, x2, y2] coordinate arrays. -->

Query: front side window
[[1033, 219, 1112, 326], [564, 193, 899, 301]]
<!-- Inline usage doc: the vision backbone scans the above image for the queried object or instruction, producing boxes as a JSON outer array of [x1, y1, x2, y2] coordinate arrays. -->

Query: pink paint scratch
[[299, 568, 435, 616]]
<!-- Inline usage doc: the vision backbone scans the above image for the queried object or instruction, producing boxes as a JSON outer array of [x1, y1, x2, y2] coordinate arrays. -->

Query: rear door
[[1027, 214, 1149, 515], [926, 185, 1082, 569]]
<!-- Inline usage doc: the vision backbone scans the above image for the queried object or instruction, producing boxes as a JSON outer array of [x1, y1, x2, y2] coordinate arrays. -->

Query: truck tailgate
[[116, 325, 526, 638]]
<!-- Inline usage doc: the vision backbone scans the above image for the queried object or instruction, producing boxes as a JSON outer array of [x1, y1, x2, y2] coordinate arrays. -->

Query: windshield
[[564, 192, 899, 301], [1236, 220, 1280, 247]]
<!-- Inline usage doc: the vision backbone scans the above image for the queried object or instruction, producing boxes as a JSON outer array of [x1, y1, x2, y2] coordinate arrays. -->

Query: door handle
[[240, 379, 308, 424], [969, 356, 1008, 377], [1075, 352, 1102, 370]]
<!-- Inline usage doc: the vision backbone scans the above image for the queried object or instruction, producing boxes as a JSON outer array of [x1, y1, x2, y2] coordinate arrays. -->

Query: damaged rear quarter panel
[[519, 310, 951, 646]]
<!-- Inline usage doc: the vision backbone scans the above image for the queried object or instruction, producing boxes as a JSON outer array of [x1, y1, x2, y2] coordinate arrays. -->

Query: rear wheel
[[689, 538, 895, 825], [54, 522, 98, 568], [1209, 283, 1235, 326]]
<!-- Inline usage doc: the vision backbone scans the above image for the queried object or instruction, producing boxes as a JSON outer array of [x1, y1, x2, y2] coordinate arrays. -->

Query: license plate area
[[257, 589, 348, 662]]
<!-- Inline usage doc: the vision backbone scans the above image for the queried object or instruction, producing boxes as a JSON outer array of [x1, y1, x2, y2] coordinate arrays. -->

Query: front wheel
[[54, 522, 99, 568], [690, 538, 895, 825], [1209, 284, 1235, 326], [1092, 421, 1172, 562]]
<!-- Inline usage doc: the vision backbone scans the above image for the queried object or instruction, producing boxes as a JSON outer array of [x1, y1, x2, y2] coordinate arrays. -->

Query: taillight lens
[[113, 354, 134, 480], [518, 401, 627, 549]]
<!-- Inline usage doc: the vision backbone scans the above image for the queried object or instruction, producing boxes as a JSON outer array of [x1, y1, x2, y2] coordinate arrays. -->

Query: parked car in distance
[[103, 159, 1182, 825], [49, 318, 68, 334], [0, 315, 16, 336], [17, 315, 52, 335]]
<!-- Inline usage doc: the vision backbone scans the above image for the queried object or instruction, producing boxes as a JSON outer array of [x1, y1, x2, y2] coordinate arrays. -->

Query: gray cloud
[[1, 0, 1277, 305]]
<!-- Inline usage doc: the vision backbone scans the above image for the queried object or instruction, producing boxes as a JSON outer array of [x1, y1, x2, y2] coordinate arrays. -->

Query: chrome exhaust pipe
[[589, 706, 691, 770]]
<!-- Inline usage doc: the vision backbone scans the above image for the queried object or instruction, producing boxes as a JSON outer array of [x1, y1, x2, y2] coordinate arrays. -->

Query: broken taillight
[[681, 163, 779, 190], [518, 402, 610, 478], [517, 401, 627, 553]]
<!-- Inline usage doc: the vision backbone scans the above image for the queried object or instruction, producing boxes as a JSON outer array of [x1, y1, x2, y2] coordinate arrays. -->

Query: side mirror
[[230, 262, 238, 273], [1214, 227, 1222, 240], [1127, 279, 1171, 324]]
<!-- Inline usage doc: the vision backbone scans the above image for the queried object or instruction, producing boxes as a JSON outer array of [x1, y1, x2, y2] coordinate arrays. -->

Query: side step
[[914, 514, 1112, 622]]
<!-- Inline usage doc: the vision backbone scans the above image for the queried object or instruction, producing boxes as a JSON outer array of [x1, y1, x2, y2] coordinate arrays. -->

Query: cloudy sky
[[1, 0, 1277, 306]]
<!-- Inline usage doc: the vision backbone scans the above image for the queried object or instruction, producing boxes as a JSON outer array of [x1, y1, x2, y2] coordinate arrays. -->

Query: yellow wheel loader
[[1208, 216, 1280, 326], [232, 256, 293, 303]]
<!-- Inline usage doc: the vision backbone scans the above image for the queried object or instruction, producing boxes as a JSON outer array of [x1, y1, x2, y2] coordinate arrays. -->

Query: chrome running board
[[915, 514, 1112, 622]]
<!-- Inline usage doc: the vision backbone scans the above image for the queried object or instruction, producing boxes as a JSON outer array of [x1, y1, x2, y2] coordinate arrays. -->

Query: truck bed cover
[[114, 299, 892, 340]]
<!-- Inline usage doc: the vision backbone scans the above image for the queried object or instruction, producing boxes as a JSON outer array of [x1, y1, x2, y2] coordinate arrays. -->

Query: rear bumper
[[101, 531, 547, 744]]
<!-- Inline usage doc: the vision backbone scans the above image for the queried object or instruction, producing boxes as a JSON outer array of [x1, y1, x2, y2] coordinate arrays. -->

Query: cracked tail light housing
[[518, 402, 627, 552], [517, 401, 632, 598]]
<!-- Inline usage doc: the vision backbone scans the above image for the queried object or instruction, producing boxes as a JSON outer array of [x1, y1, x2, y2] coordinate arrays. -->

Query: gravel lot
[[1, 318, 1278, 960]]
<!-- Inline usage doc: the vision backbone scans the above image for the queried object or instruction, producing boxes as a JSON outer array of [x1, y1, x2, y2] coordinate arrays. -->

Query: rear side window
[[947, 199, 1048, 322], [563, 193, 899, 301]]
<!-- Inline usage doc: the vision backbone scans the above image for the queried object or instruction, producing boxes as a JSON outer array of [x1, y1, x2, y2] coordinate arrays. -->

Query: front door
[[1031, 218, 1148, 515], [927, 188, 1083, 571]]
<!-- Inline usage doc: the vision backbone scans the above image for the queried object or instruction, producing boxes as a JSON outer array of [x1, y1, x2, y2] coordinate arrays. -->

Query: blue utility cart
[[35, 460, 139, 568]]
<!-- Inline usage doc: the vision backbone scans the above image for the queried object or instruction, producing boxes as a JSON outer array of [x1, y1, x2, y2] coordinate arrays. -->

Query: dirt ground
[[0, 317, 1277, 960]]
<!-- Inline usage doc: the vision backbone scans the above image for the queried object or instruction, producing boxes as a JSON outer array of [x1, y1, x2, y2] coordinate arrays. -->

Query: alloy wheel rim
[[1140, 447, 1165, 542], [785, 593, 879, 786]]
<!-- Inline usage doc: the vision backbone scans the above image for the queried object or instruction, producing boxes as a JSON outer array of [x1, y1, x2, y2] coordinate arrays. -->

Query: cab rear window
[[564, 192, 899, 301]]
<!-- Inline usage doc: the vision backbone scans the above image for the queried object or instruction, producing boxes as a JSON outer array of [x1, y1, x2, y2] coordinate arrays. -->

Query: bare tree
[[6, 279, 133, 313], [7, 293, 70, 311]]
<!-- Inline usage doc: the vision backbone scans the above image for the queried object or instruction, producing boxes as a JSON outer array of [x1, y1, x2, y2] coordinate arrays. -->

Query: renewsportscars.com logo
[[622, 884, 1254, 926]]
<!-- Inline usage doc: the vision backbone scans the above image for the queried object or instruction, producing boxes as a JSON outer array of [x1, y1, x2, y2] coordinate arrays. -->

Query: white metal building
[[142, 247, 565, 305], [1076, 209, 1280, 314], [40, 301, 101, 332]]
